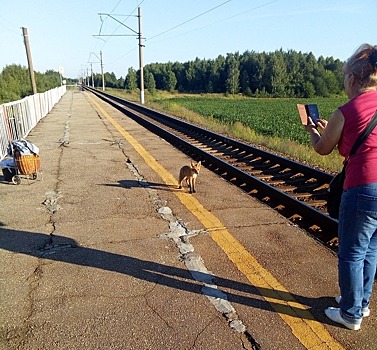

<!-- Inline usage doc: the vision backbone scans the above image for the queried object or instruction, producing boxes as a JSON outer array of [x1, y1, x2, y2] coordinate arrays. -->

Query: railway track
[[84, 86, 339, 250]]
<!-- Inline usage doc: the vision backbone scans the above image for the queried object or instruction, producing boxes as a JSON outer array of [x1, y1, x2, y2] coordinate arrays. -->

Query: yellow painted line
[[87, 94, 344, 350]]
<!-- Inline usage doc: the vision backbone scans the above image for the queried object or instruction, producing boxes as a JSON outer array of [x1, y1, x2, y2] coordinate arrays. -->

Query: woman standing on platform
[[305, 43, 377, 330]]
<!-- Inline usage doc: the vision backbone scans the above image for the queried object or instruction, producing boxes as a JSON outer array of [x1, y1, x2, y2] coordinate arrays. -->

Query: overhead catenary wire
[[215, 0, 279, 22], [147, 0, 279, 45], [89, 0, 139, 71], [88, 0, 280, 77], [88, 0, 148, 77], [147, 0, 232, 42], [0, 14, 20, 35], [96, 0, 233, 73], [97, 0, 145, 46]]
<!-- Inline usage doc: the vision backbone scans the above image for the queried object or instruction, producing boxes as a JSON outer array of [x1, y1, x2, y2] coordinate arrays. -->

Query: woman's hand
[[316, 118, 328, 131], [306, 110, 344, 155], [305, 117, 318, 131], [304, 117, 327, 133]]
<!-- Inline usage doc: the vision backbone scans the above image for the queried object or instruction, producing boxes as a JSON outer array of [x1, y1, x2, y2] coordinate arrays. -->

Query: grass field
[[107, 89, 347, 173]]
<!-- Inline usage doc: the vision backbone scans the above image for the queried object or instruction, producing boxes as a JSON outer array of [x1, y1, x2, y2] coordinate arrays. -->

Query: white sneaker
[[335, 296, 370, 317], [325, 307, 361, 330]]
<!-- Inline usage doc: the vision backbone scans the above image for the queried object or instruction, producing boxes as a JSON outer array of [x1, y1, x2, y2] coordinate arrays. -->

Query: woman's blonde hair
[[345, 43, 377, 90]]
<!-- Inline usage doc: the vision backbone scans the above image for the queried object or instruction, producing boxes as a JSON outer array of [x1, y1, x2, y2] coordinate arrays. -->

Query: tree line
[[0, 64, 72, 104], [1, 48, 346, 104], [128, 49, 345, 98], [89, 50, 347, 99]]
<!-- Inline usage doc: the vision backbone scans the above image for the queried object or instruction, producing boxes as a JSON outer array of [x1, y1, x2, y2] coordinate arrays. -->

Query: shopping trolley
[[9, 140, 42, 185]]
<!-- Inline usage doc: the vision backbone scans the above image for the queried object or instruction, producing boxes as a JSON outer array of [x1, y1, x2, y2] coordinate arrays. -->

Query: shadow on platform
[[0, 227, 335, 325]]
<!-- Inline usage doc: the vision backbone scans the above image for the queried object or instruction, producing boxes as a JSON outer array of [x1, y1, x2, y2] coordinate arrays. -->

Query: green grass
[[160, 96, 345, 145], [107, 89, 347, 173]]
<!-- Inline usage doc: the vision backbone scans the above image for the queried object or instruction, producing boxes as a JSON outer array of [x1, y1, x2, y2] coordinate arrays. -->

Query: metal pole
[[138, 7, 144, 104], [91, 63, 94, 87], [100, 51, 105, 91], [21, 27, 37, 94]]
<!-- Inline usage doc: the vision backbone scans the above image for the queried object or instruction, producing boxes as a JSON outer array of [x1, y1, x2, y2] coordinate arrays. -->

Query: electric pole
[[138, 7, 144, 104], [100, 51, 105, 91], [88, 51, 105, 91], [99, 51, 105, 91], [22, 27, 37, 94], [94, 8, 145, 103], [90, 63, 94, 87]]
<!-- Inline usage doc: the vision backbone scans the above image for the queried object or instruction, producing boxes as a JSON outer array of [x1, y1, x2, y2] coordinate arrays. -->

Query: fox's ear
[[197, 161, 201, 166]]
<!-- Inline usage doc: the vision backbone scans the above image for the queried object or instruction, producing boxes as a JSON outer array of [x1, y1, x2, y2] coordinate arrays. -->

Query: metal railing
[[0, 85, 66, 159]]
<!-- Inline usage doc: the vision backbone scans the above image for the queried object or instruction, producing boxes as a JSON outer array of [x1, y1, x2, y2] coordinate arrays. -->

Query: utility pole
[[100, 51, 105, 91], [90, 51, 105, 91], [138, 7, 144, 104], [90, 63, 94, 87], [94, 8, 144, 103], [22, 27, 37, 94], [99, 51, 105, 91]]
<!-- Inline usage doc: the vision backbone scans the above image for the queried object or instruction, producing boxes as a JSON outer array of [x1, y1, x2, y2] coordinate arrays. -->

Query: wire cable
[[147, 0, 279, 44], [147, 0, 231, 42], [99, 0, 145, 46], [0, 15, 20, 35], [151, 0, 280, 45]]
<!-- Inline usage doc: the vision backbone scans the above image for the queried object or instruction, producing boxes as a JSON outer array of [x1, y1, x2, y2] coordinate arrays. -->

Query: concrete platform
[[0, 89, 375, 350]]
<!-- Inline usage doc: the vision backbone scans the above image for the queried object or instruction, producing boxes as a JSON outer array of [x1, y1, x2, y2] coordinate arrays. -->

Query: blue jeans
[[337, 182, 377, 324]]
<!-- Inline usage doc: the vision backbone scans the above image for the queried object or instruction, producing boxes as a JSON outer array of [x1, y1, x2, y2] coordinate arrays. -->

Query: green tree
[[208, 55, 226, 93], [36, 70, 61, 92], [242, 51, 266, 94], [225, 53, 240, 95], [117, 76, 125, 89], [125, 67, 137, 91], [104, 72, 117, 88], [0, 65, 32, 103], [313, 66, 329, 97], [0, 65, 65, 104], [162, 70, 177, 92], [266, 50, 288, 97], [304, 52, 319, 91], [240, 69, 250, 94], [285, 50, 305, 97], [145, 72, 156, 95], [302, 82, 316, 98], [325, 70, 341, 95], [184, 61, 197, 92], [171, 62, 185, 92]]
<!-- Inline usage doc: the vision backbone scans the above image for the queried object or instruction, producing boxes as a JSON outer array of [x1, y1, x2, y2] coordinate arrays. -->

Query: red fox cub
[[178, 161, 201, 193]]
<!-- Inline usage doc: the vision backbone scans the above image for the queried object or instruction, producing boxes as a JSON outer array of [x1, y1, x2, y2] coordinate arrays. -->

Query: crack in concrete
[[123, 154, 260, 349], [144, 293, 176, 331], [58, 109, 71, 147], [38, 243, 77, 256], [18, 93, 75, 348], [42, 190, 63, 214]]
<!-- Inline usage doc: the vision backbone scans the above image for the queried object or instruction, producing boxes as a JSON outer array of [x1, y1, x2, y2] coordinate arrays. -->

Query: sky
[[1, 0, 376, 80]]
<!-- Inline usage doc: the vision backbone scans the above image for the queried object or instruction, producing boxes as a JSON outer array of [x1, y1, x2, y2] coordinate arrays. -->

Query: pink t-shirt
[[338, 90, 377, 189]]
